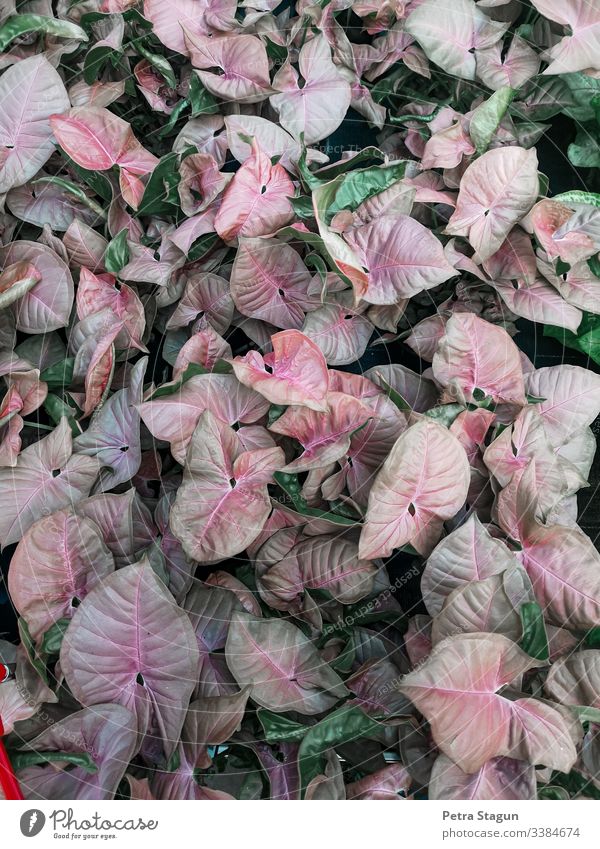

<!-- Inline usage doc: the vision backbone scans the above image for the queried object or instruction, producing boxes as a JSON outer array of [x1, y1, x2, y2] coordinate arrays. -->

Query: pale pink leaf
[[8, 509, 114, 641], [421, 514, 518, 615], [225, 611, 348, 714], [60, 562, 199, 756], [186, 32, 272, 102], [531, 0, 600, 75], [399, 633, 578, 773], [230, 237, 313, 329], [270, 35, 352, 144], [359, 419, 470, 559], [232, 330, 330, 411], [0, 240, 74, 333], [525, 365, 600, 446], [345, 214, 456, 304], [0, 55, 69, 193], [429, 754, 536, 800], [214, 141, 294, 242], [446, 147, 539, 262], [0, 419, 100, 547], [432, 312, 526, 404], [170, 411, 284, 563]]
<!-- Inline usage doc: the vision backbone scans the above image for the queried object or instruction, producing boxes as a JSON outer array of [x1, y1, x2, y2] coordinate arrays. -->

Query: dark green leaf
[[258, 710, 308, 744], [83, 44, 120, 86], [11, 750, 98, 773], [136, 41, 177, 88], [327, 161, 410, 218], [189, 74, 219, 117], [298, 705, 382, 794], [273, 472, 356, 527], [40, 358, 75, 390], [519, 602, 549, 661], [41, 618, 70, 656], [138, 152, 181, 217], [0, 14, 87, 51], [104, 228, 130, 275]]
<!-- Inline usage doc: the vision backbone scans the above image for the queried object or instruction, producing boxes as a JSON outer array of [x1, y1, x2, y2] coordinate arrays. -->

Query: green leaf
[[273, 472, 356, 527], [104, 228, 130, 275], [267, 404, 286, 426], [519, 601, 549, 661], [63, 157, 113, 203], [157, 97, 190, 139], [544, 313, 600, 366], [148, 360, 232, 400], [44, 394, 82, 436], [537, 785, 571, 800], [588, 254, 600, 278], [136, 41, 177, 88], [424, 403, 465, 427], [186, 232, 221, 262], [10, 750, 98, 773], [264, 37, 287, 64], [40, 357, 75, 390], [0, 14, 87, 51], [33, 176, 107, 221], [561, 72, 600, 123], [258, 710, 309, 744], [288, 195, 315, 220], [568, 125, 600, 168], [138, 152, 181, 217], [375, 374, 411, 412], [469, 87, 516, 155], [41, 618, 70, 656], [189, 74, 219, 117], [552, 190, 600, 208], [83, 44, 120, 86], [584, 626, 600, 648], [298, 706, 382, 794], [297, 143, 385, 191], [327, 160, 410, 218], [18, 618, 49, 685]]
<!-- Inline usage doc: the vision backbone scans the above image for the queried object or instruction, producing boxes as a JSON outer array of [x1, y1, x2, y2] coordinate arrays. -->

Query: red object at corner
[[0, 663, 24, 800]]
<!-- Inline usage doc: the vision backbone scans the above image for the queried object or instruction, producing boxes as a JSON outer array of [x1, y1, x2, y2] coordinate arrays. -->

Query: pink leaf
[[166, 272, 233, 335], [429, 755, 536, 800], [421, 514, 518, 616], [476, 35, 540, 90], [406, 0, 507, 80], [269, 391, 372, 472], [143, 0, 237, 56], [446, 147, 539, 262], [359, 419, 470, 559], [0, 55, 69, 194], [214, 141, 294, 241], [232, 330, 330, 411], [0, 240, 74, 333], [186, 32, 272, 102], [399, 633, 578, 773], [531, 0, 600, 75], [138, 373, 269, 464], [345, 214, 456, 304], [230, 237, 313, 329], [60, 562, 199, 757], [225, 611, 348, 714], [270, 35, 352, 144], [432, 313, 526, 404], [18, 705, 138, 801], [0, 419, 100, 547], [302, 303, 374, 366], [50, 106, 158, 175], [170, 411, 284, 562], [525, 365, 600, 446], [9, 509, 114, 641]]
